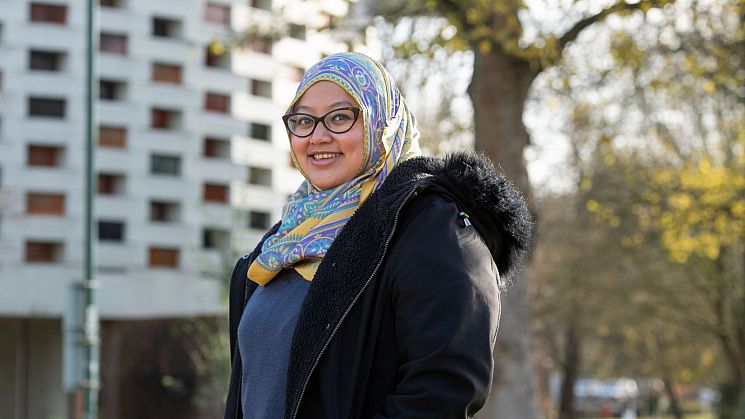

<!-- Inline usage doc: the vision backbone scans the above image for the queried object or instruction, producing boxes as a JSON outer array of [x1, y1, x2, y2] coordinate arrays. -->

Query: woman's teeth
[[313, 153, 340, 160]]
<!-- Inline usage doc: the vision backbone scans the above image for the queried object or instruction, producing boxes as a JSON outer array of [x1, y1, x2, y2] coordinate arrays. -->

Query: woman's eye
[[297, 116, 314, 126], [330, 112, 352, 123]]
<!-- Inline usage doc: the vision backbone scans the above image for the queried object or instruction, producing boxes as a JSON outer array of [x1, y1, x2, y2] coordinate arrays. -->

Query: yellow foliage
[[732, 200, 745, 217], [209, 40, 226, 56], [478, 39, 492, 54], [632, 146, 743, 264], [700, 349, 715, 368], [678, 368, 694, 383], [667, 193, 692, 210]]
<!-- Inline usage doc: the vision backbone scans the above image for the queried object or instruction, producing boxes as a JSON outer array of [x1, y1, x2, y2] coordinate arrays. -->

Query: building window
[[202, 228, 230, 249], [26, 192, 65, 215], [149, 247, 179, 268], [30, 3, 67, 24], [152, 17, 181, 38], [28, 97, 66, 118], [151, 62, 182, 84], [205, 92, 230, 113], [150, 201, 180, 222], [28, 144, 64, 166], [151, 108, 181, 129], [250, 0, 271, 10], [100, 33, 127, 55], [250, 79, 272, 98], [289, 23, 306, 40], [100, 0, 124, 7], [247, 167, 272, 187], [205, 46, 230, 69], [250, 40, 272, 55], [98, 173, 125, 195], [98, 220, 125, 241], [99, 79, 127, 101], [203, 137, 230, 159], [150, 154, 181, 175], [98, 126, 127, 148], [250, 122, 271, 141], [29, 50, 65, 71], [26, 241, 63, 263], [204, 2, 230, 24], [203, 183, 229, 203], [248, 210, 272, 230]]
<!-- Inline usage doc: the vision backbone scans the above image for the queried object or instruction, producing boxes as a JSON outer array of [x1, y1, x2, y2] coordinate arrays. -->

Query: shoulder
[[387, 190, 498, 283]]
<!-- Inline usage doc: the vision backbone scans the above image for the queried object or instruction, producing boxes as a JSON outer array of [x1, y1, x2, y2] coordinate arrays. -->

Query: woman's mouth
[[311, 153, 341, 161]]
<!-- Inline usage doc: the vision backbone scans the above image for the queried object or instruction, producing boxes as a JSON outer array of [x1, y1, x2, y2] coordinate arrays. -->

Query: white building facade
[[0, 0, 359, 417]]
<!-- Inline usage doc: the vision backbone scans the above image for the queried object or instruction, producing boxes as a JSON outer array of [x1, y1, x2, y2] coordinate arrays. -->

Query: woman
[[224, 52, 533, 419]]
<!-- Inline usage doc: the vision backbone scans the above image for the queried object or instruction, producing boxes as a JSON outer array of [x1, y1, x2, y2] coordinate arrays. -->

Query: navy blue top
[[238, 268, 310, 419]]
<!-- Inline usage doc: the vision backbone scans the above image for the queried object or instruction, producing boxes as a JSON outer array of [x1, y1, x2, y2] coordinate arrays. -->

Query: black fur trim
[[439, 151, 533, 287]]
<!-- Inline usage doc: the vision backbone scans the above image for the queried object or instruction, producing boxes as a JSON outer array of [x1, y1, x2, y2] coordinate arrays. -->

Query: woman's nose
[[309, 122, 333, 144]]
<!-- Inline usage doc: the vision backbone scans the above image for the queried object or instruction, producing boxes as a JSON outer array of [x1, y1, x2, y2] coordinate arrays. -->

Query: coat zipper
[[289, 187, 420, 419]]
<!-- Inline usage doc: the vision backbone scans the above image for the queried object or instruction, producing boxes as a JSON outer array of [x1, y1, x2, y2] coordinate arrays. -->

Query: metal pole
[[82, 0, 99, 418]]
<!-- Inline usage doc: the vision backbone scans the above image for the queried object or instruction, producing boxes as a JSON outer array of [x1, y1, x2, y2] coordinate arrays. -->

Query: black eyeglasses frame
[[282, 107, 362, 138]]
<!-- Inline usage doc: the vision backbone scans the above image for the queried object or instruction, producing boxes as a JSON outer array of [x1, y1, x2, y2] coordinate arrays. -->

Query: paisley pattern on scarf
[[248, 52, 421, 285]]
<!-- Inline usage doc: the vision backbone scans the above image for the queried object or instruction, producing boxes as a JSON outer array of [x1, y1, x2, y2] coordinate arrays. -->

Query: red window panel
[[98, 173, 123, 195], [152, 63, 182, 84], [98, 126, 127, 148], [203, 183, 229, 203], [28, 145, 62, 166], [100, 33, 127, 55], [26, 241, 62, 262], [204, 3, 230, 24], [204, 92, 230, 113], [30, 3, 67, 24], [26, 192, 65, 215], [151, 108, 178, 129], [149, 247, 179, 268]]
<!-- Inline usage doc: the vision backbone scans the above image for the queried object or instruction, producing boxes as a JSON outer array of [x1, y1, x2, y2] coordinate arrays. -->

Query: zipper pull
[[458, 211, 472, 227]]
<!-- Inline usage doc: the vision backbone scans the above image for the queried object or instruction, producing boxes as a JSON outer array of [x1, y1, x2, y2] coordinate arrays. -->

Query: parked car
[[573, 378, 639, 417]]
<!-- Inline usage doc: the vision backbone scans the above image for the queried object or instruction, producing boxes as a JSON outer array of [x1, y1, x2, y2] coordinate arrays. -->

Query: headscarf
[[247, 52, 421, 285]]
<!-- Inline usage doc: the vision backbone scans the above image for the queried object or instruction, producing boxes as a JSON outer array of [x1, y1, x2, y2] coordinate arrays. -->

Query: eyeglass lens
[[286, 108, 357, 137]]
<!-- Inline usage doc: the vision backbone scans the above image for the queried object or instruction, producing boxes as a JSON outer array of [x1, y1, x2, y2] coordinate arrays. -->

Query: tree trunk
[[663, 377, 684, 419], [559, 309, 583, 419], [469, 49, 539, 419]]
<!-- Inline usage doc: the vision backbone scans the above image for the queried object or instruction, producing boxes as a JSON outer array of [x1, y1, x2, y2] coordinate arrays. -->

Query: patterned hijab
[[247, 52, 421, 285]]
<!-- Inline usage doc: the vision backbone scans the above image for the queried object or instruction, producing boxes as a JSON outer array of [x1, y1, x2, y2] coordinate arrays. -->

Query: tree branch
[[558, 0, 659, 53], [432, 0, 474, 34]]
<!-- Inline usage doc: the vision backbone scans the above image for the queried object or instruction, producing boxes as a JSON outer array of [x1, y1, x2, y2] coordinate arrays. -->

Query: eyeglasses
[[282, 107, 361, 138]]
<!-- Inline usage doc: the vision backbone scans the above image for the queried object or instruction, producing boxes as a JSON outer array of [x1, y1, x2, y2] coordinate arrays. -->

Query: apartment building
[[0, 0, 357, 417]]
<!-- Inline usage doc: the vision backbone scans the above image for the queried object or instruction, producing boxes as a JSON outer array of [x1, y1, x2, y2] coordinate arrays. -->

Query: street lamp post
[[82, 0, 99, 417]]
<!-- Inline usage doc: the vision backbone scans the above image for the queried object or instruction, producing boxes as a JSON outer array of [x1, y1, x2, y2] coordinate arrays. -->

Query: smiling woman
[[285, 81, 365, 190], [224, 52, 534, 419]]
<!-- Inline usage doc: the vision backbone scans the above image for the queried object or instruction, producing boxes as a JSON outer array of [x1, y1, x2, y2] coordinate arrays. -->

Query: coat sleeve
[[374, 194, 501, 419]]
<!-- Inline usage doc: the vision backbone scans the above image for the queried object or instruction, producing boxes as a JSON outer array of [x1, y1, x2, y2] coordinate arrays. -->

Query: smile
[[312, 153, 341, 160]]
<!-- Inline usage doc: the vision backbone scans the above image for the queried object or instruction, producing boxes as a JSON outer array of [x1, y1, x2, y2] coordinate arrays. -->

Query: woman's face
[[289, 81, 365, 191]]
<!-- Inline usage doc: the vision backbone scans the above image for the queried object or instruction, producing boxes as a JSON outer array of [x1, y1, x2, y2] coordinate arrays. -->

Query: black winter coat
[[224, 152, 533, 419]]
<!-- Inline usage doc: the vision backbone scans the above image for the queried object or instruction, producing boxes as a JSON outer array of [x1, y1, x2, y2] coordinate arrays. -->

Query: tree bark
[[663, 377, 684, 419], [558, 309, 583, 419], [469, 48, 539, 419]]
